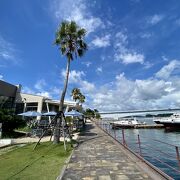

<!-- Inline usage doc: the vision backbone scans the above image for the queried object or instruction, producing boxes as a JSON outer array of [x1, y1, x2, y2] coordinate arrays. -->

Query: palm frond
[[55, 20, 87, 61], [66, 52, 73, 60]]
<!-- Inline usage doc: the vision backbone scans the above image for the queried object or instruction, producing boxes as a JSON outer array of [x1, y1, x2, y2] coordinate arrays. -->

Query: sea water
[[107, 117, 180, 179]]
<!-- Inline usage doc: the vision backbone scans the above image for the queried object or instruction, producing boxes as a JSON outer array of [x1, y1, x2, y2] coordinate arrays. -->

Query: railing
[[95, 120, 180, 179]]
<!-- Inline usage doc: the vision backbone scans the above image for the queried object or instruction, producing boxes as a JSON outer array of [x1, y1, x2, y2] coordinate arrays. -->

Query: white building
[[15, 93, 81, 116]]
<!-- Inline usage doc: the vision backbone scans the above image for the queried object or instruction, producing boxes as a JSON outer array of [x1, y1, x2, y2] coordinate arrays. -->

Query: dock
[[111, 124, 164, 129], [59, 120, 171, 180], [134, 124, 164, 128]]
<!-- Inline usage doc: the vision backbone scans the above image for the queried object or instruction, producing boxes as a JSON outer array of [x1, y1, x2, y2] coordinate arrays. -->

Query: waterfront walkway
[[60, 120, 167, 180]]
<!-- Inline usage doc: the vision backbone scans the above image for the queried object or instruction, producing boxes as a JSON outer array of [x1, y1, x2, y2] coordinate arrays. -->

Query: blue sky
[[1, 0, 180, 111]]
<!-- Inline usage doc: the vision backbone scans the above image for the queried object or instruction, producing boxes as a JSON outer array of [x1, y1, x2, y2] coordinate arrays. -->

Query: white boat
[[110, 117, 146, 129], [153, 113, 180, 128]]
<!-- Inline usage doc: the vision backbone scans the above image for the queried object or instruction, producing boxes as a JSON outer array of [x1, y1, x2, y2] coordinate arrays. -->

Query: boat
[[153, 113, 180, 128], [110, 117, 146, 129]]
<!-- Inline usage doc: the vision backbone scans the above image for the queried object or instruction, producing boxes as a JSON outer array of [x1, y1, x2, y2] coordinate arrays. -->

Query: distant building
[[0, 80, 81, 115], [15, 93, 81, 115], [0, 80, 18, 109]]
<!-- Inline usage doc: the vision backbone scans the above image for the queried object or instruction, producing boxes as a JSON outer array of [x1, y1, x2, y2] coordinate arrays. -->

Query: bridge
[[99, 108, 180, 119]]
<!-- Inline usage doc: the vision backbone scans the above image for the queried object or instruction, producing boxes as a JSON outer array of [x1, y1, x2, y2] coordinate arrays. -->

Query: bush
[[0, 109, 26, 133]]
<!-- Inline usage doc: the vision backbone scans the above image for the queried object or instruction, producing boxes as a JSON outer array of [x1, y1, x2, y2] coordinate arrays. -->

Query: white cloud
[[96, 67, 103, 73], [118, 52, 144, 64], [76, 64, 180, 112], [162, 56, 168, 62], [0, 35, 20, 66], [135, 79, 169, 100], [61, 69, 95, 93], [82, 61, 92, 67], [36, 92, 51, 98], [89, 74, 180, 111], [51, 0, 103, 34], [148, 14, 164, 25], [22, 87, 35, 94], [143, 61, 153, 69], [33, 79, 52, 98], [140, 33, 152, 38], [34, 79, 47, 91], [61, 69, 85, 83], [22, 84, 55, 99], [81, 80, 95, 92], [91, 35, 111, 48], [114, 31, 145, 64], [155, 60, 180, 79], [50, 86, 60, 95], [115, 32, 128, 45], [0, 74, 3, 80]]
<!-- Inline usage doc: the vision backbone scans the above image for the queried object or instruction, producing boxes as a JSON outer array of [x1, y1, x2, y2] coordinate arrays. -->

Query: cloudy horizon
[[1, 0, 180, 112]]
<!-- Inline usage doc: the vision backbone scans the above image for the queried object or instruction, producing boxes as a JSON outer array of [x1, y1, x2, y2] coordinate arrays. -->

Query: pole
[[122, 129, 126, 146], [175, 146, 180, 166], [114, 129, 116, 140], [138, 134, 142, 156]]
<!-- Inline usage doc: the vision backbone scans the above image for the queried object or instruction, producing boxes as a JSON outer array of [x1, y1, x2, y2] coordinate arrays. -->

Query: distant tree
[[71, 88, 81, 102], [79, 94, 85, 104], [83, 108, 101, 119], [94, 109, 101, 119], [71, 88, 85, 105], [84, 108, 95, 118], [54, 21, 87, 144]]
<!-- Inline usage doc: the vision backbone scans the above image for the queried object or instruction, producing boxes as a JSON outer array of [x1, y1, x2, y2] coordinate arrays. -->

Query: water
[[103, 117, 180, 179]]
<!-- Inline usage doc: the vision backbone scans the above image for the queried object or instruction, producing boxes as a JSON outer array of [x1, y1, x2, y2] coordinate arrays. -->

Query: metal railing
[[95, 120, 180, 179]]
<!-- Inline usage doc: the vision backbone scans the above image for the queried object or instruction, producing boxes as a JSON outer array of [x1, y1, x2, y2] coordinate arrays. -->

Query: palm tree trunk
[[53, 58, 71, 144]]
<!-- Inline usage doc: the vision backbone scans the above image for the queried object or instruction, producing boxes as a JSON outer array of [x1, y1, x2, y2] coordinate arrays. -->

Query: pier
[[111, 123, 164, 129], [59, 120, 171, 180]]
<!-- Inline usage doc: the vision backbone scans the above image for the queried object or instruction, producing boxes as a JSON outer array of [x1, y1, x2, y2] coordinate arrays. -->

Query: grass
[[0, 142, 73, 180], [16, 126, 32, 133]]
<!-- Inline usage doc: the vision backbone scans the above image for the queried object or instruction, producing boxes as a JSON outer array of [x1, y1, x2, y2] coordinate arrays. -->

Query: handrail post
[[175, 146, 180, 166], [122, 129, 126, 146], [114, 129, 116, 140], [138, 134, 142, 156], [109, 124, 110, 134]]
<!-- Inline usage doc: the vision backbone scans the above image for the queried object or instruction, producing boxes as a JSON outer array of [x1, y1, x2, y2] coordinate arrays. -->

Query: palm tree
[[54, 21, 87, 143], [71, 88, 81, 102], [79, 94, 85, 104]]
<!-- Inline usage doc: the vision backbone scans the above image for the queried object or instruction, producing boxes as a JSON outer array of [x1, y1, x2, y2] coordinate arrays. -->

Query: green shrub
[[0, 109, 26, 133]]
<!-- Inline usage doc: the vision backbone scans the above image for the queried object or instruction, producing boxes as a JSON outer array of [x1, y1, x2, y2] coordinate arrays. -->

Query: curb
[[56, 149, 74, 180]]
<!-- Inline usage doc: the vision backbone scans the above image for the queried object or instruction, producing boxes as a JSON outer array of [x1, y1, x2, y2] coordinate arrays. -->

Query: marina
[[99, 117, 180, 179], [110, 121, 164, 129], [154, 113, 180, 129]]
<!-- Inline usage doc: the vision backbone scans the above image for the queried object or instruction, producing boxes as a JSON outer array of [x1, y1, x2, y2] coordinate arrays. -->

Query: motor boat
[[110, 117, 146, 129], [153, 113, 180, 128]]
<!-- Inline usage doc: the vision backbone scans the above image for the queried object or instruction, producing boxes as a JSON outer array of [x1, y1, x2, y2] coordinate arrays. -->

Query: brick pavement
[[60, 121, 162, 180]]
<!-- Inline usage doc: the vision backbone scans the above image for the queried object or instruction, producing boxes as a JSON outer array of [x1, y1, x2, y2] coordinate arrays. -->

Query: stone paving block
[[61, 121, 153, 180], [82, 176, 96, 180], [115, 175, 129, 180], [98, 175, 111, 180]]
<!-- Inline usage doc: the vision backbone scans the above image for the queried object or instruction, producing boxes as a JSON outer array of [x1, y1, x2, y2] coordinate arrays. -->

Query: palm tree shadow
[[75, 121, 108, 147]]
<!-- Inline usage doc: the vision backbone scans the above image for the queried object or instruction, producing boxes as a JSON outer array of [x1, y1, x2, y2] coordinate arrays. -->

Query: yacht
[[110, 117, 146, 129], [153, 113, 180, 128]]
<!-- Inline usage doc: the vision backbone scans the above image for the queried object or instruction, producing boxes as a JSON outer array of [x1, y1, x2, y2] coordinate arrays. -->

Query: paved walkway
[[60, 121, 160, 180]]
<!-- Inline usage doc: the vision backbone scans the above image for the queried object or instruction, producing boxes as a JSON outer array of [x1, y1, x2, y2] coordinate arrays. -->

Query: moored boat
[[110, 117, 146, 129], [153, 113, 180, 128]]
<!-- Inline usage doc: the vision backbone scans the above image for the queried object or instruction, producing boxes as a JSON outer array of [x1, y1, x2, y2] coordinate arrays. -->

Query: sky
[[0, 0, 180, 112]]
